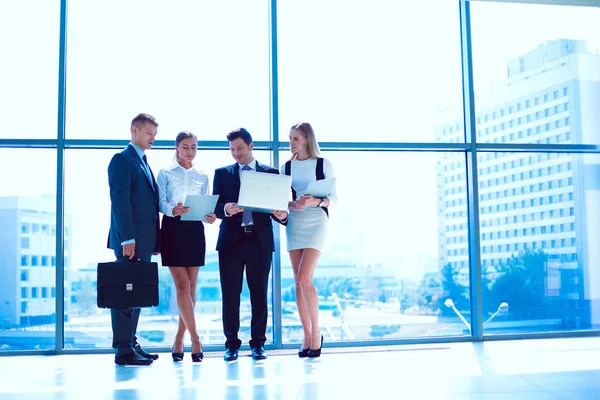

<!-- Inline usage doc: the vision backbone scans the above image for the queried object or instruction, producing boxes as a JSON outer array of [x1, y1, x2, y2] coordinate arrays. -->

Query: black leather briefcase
[[97, 260, 159, 309]]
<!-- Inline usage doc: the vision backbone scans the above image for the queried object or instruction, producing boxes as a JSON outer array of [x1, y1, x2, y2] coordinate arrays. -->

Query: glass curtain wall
[[0, 0, 599, 353]]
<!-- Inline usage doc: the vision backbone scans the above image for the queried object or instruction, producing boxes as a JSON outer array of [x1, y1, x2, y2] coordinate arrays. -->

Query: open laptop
[[236, 170, 292, 213]]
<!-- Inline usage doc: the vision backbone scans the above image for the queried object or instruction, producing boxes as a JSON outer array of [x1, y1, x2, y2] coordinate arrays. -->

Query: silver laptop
[[236, 170, 292, 213]]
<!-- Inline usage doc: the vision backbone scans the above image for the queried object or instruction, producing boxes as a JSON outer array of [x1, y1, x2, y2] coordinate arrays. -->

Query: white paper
[[305, 178, 336, 198]]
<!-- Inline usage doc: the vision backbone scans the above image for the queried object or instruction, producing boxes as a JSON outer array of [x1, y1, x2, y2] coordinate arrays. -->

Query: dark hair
[[131, 113, 158, 130], [227, 128, 253, 145], [174, 131, 197, 161], [175, 131, 197, 146]]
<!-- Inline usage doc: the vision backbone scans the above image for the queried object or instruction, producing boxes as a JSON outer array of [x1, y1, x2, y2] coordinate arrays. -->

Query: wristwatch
[[318, 198, 325, 208]]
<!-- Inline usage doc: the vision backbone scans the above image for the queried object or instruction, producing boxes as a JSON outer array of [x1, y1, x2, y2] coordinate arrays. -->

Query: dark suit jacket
[[213, 161, 286, 252], [107, 145, 160, 252]]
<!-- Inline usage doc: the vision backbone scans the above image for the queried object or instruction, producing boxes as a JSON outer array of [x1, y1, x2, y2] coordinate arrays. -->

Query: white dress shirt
[[157, 162, 210, 217]]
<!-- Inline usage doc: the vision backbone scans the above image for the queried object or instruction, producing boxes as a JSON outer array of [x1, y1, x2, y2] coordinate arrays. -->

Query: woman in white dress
[[281, 122, 336, 358], [157, 131, 217, 362]]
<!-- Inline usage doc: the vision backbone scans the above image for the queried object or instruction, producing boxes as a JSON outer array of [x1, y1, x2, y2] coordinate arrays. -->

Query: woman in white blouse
[[280, 122, 336, 358], [156, 131, 216, 363]]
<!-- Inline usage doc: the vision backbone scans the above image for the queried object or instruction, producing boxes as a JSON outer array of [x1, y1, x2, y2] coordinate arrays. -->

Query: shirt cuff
[[121, 239, 135, 245], [166, 205, 175, 217]]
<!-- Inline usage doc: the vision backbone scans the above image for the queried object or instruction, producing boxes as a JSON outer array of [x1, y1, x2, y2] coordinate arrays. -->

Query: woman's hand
[[289, 200, 304, 210], [300, 194, 320, 207], [172, 202, 190, 217], [204, 213, 217, 224]]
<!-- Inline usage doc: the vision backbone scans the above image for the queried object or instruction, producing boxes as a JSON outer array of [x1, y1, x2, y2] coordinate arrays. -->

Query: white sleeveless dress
[[280, 158, 337, 252]]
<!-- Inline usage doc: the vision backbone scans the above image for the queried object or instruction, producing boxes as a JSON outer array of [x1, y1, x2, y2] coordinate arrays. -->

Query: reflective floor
[[1, 337, 599, 399]]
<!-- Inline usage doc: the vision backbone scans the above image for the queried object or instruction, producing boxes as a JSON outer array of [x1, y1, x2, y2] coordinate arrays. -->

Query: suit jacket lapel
[[232, 164, 241, 198]]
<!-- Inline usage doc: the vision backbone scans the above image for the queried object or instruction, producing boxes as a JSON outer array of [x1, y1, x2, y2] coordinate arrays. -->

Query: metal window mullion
[[459, 0, 484, 340], [55, 0, 68, 354], [268, 0, 283, 348]]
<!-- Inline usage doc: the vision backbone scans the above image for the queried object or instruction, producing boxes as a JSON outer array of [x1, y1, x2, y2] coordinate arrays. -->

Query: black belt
[[242, 225, 254, 233]]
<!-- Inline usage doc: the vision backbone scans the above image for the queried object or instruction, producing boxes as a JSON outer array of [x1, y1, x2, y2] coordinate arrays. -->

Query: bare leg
[[186, 267, 202, 353], [295, 249, 322, 350], [169, 267, 200, 352], [290, 249, 311, 349]]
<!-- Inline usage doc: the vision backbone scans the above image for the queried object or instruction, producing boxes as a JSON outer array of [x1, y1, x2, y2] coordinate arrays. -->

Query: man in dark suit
[[107, 113, 161, 366], [213, 128, 288, 361]]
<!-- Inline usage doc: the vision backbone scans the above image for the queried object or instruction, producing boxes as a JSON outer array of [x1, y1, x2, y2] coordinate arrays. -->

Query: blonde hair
[[289, 122, 320, 161]]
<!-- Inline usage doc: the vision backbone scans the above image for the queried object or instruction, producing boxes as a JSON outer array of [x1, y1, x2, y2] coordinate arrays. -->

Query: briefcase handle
[[115, 256, 143, 264]]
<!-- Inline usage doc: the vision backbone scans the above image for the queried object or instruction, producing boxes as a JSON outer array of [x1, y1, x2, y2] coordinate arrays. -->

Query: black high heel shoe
[[298, 347, 310, 358], [191, 341, 203, 362], [172, 343, 184, 362], [307, 335, 323, 358]]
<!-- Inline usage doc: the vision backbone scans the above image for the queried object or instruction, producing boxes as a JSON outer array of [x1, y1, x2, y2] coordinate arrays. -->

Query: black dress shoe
[[135, 344, 159, 360], [191, 352, 204, 362], [224, 348, 238, 361], [115, 352, 153, 366], [251, 346, 267, 360], [307, 335, 323, 358]]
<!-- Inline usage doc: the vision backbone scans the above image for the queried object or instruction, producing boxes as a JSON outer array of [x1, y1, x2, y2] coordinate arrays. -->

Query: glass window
[[282, 151, 471, 344], [0, 149, 56, 350], [0, 1, 60, 139], [65, 148, 271, 349], [66, 1, 269, 140], [21, 288, 28, 299], [471, 2, 600, 144], [478, 153, 593, 334], [279, 0, 464, 142]]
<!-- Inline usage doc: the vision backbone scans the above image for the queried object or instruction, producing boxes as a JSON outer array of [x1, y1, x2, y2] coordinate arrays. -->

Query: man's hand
[[225, 202, 244, 216], [272, 210, 288, 220], [172, 202, 190, 217], [204, 213, 217, 224], [123, 242, 136, 259]]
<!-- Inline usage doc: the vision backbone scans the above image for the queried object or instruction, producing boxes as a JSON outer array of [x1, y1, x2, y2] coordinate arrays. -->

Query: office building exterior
[[436, 39, 600, 325], [0, 196, 72, 327]]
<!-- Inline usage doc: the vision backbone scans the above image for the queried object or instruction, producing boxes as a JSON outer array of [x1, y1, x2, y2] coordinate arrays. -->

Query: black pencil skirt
[[160, 215, 206, 267]]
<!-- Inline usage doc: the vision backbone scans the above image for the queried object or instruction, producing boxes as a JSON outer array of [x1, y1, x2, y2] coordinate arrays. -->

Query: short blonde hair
[[289, 122, 320, 161]]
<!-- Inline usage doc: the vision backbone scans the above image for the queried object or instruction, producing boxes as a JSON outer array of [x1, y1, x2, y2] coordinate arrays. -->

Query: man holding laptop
[[212, 128, 288, 361]]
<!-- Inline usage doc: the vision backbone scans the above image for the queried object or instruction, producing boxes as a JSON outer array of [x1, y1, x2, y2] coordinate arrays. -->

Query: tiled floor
[[1, 337, 599, 399]]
